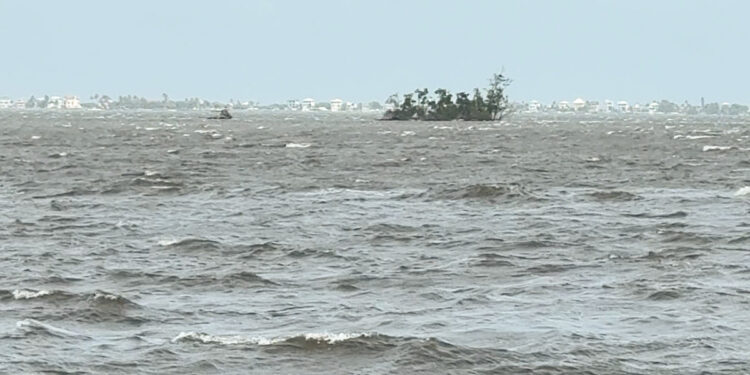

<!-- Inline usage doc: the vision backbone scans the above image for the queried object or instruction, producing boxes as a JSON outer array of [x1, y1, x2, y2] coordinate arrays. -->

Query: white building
[[604, 100, 615, 112], [572, 98, 586, 112], [63, 96, 82, 109], [0, 98, 11, 109], [287, 100, 301, 110], [14, 99, 26, 109], [330, 98, 343, 112], [648, 102, 659, 114], [527, 100, 541, 113], [558, 101, 570, 111], [301, 98, 315, 111], [617, 101, 629, 112]]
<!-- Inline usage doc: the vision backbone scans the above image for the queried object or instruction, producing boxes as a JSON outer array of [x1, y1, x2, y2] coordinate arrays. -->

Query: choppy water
[[1, 110, 749, 374]]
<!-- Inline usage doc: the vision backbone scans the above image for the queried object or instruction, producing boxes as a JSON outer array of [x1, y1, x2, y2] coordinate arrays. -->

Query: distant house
[[572, 98, 586, 112], [527, 100, 541, 113], [617, 101, 629, 112], [63, 96, 82, 109], [558, 101, 570, 111], [648, 102, 659, 114], [287, 100, 301, 111], [586, 101, 600, 113], [301, 98, 315, 111], [14, 99, 26, 109], [604, 100, 615, 112], [0, 98, 11, 109], [330, 98, 343, 112]]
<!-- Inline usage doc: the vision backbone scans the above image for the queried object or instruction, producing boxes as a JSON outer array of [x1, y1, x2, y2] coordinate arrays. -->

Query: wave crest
[[172, 331, 373, 347]]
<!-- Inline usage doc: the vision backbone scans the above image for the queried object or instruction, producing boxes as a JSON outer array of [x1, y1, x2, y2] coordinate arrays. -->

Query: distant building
[[287, 100, 301, 111], [586, 101, 600, 113], [648, 102, 659, 114], [572, 98, 586, 112], [527, 100, 541, 113], [63, 96, 82, 109], [617, 101, 629, 112], [330, 98, 343, 112], [13, 99, 26, 109], [0, 98, 11, 109], [301, 98, 315, 111], [604, 100, 615, 112], [558, 101, 570, 111]]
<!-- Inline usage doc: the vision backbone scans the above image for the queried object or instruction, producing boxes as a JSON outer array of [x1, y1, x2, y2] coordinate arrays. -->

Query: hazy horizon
[[1, 0, 749, 105]]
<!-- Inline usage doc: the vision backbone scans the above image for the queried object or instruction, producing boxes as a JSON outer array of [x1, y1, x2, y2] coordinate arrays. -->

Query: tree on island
[[383, 73, 510, 121]]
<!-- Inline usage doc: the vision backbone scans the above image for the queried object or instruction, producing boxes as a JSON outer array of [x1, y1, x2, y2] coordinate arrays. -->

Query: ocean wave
[[735, 186, 750, 196], [703, 145, 735, 152], [16, 319, 90, 339], [172, 331, 373, 347], [161, 271, 278, 288], [12, 289, 54, 300], [587, 190, 641, 201], [158, 238, 222, 252], [405, 183, 536, 202], [285, 143, 311, 148], [624, 211, 688, 219]]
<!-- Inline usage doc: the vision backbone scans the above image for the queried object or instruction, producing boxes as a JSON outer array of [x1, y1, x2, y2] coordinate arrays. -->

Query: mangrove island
[[382, 73, 510, 121]]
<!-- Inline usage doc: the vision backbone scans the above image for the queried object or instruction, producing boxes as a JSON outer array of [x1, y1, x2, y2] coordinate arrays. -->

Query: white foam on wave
[[303, 332, 370, 343], [285, 143, 311, 148], [172, 332, 280, 345], [158, 238, 179, 246], [735, 186, 750, 196], [674, 135, 715, 140], [172, 331, 371, 346], [92, 292, 119, 301], [12, 289, 52, 300], [703, 145, 734, 152], [16, 319, 88, 338]]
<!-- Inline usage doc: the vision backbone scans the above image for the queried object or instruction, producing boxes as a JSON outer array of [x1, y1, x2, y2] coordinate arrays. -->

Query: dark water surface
[[1, 110, 749, 374]]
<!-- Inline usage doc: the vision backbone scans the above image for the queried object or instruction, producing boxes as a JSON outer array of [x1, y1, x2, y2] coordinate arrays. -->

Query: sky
[[0, 0, 748, 105]]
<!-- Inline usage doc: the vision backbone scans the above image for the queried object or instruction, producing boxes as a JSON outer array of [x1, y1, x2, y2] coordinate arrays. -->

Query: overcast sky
[[1, 0, 747, 104]]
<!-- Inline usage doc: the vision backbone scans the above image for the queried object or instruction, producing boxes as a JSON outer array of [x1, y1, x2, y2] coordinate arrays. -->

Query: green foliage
[[382, 73, 510, 121], [657, 100, 680, 113], [703, 103, 719, 115]]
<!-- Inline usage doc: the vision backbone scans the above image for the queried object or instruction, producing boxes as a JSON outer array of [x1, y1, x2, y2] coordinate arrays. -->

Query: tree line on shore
[[383, 73, 510, 121]]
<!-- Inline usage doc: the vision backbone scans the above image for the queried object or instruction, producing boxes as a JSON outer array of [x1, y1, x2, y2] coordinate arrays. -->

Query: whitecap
[[92, 292, 119, 301], [172, 331, 371, 346], [285, 143, 311, 148], [702, 145, 734, 152], [17, 319, 88, 338], [13, 289, 52, 300], [172, 332, 278, 345], [30, 135, 41, 140], [303, 332, 370, 343], [735, 187, 750, 196], [158, 238, 179, 246]]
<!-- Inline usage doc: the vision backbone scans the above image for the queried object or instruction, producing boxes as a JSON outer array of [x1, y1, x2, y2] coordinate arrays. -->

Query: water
[[1, 110, 749, 374]]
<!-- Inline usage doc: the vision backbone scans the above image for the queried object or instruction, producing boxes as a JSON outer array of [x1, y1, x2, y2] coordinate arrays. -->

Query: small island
[[382, 73, 510, 121]]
